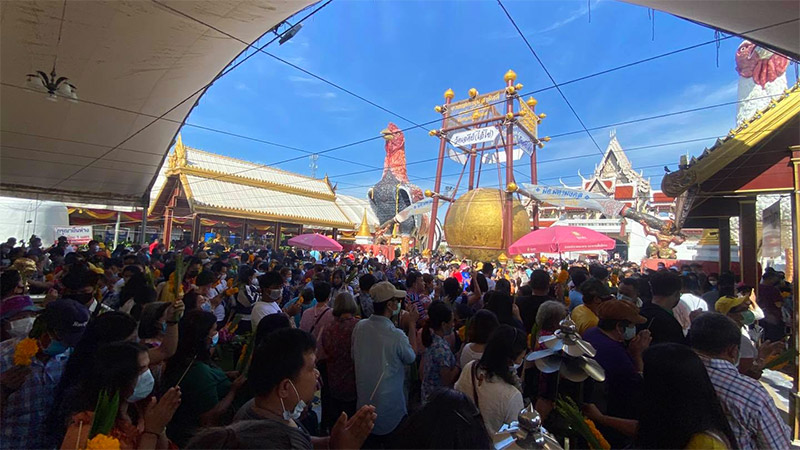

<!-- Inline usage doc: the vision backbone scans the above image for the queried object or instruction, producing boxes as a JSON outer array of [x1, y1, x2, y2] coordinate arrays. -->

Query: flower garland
[[85, 434, 120, 450], [13, 338, 38, 366]]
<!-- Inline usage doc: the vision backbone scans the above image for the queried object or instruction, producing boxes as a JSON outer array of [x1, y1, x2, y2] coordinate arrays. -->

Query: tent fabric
[[0, 0, 314, 206]]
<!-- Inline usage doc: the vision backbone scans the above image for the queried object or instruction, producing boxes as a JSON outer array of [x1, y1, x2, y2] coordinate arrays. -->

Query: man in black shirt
[[638, 270, 687, 345], [516, 269, 553, 333]]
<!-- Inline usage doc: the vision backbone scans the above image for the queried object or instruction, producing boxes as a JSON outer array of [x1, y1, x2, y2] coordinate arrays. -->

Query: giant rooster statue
[[735, 40, 790, 125], [368, 123, 440, 250]]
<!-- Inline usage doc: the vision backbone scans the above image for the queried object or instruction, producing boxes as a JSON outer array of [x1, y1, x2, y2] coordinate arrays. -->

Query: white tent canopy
[[624, 1, 800, 60], [0, 0, 313, 206]]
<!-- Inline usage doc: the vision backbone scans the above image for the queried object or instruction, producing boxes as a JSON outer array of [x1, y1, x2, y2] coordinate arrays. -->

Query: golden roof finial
[[356, 209, 371, 237], [526, 97, 537, 108], [503, 69, 517, 83], [169, 133, 187, 169], [444, 88, 455, 100]]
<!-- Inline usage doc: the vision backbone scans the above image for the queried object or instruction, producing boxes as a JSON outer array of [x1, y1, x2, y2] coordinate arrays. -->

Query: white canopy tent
[[0, 0, 314, 206], [624, 1, 800, 60]]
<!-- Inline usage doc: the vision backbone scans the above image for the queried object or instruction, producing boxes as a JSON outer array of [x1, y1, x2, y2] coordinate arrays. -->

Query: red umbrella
[[509, 226, 616, 254], [287, 233, 343, 252]]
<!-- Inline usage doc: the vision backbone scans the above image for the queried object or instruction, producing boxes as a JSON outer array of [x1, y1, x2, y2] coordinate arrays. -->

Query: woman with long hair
[[119, 271, 157, 321], [459, 309, 499, 368], [162, 310, 246, 447], [389, 388, 492, 449], [421, 301, 458, 403], [454, 324, 526, 433], [635, 343, 737, 449], [319, 292, 360, 431], [484, 291, 524, 331], [60, 341, 181, 449]]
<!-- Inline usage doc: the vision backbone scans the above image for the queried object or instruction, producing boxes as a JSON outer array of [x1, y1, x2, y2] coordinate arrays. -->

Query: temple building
[[70, 136, 380, 247], [534, 133, 675, 259]]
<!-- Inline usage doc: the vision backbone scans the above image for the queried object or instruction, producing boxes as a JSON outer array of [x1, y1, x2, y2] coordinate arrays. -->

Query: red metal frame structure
[[425, 70, 549, 254]]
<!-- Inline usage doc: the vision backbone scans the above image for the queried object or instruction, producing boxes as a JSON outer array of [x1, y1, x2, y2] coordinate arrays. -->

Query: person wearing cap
[[0, 298, 89, 449], [582, 300, 651, 446], [715, 295, 783, 380], [0, 271, 41, 341], [637, 270, 687, 345], [352, 281, 419, 447], [572, 278, 614, 335]]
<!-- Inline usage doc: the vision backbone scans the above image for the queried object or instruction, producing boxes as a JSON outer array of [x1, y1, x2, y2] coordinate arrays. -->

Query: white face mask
[[8, 317, 35, 338], [622, 325, 636, 341], [269, 289, 282, 301], [280, 380, 307, 421], [510, 362, 521, 371], [128, 369, 155, 403]]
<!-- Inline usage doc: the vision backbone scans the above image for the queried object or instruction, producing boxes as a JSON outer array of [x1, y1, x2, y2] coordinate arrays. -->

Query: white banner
[[394, 198, 434, 223], [54, 225, 93, 245], [450, 127, 500, 148], [518, 183, 625, 218]]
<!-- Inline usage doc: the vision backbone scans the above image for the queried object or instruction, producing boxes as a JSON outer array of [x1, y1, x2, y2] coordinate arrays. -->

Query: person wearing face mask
[[715, 296, 783, 380], [60, 341, 182, 449], [454, 325, 526, 434], [420, 301, 458, 403], [0, 298, 89, 449], [352, 281, 419, 447], [616, 277, 642, 308], [637, 270, 687, 345], [251, 271, 286, 331], [188, 328, 376, 450], [582, 301, 651, 448], [689, 313, 790, 450], [164, 310, 246, 447], [0, 270, 41, 342]]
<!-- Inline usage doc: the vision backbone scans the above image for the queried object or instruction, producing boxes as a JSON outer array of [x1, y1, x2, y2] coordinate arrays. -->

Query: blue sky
[[181, 0, 798, 199]]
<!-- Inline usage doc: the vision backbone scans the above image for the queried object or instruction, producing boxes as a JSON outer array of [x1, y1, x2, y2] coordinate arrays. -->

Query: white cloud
[[288, 75, 321, 84], [297, 91, 338, 99]]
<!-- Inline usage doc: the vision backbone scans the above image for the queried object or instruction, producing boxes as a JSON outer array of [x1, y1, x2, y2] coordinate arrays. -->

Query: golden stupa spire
[[356, 209, 371, 237]]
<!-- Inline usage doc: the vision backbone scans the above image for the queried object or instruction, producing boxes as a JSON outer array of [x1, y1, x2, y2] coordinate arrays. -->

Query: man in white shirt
[[251, 271, 284, 330]]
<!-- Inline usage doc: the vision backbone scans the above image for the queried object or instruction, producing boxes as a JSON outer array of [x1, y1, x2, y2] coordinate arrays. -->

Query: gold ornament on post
[[444, 88, 455, 100], [513, 254, 525, 265], [506, 85, 517, 95], [526, 97, 538, 108], [542, 136, 551, 142], [468, 88, 478, 98], [514, 83, 523, 91], [434, 105, 443, 113], [503, 69, 517, 83], [428, 129, 438, 136], [538, 113, 547, 119], [424, 189, 433, 198], [505, 112, 515, 121], [507, 182, 518, 192]]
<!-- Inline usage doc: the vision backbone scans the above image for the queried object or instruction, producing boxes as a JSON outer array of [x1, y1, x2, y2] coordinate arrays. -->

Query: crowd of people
[[0, 234, 794, 449]]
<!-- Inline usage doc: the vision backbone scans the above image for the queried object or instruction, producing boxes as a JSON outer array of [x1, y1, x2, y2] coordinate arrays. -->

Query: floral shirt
[[421, 333, 456, 403], [319, 316, 359, 401]]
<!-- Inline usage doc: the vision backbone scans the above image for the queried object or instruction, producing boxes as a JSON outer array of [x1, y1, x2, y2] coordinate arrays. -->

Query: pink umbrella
[[509, 226, 616, 254], [287, 233, 343, 252]]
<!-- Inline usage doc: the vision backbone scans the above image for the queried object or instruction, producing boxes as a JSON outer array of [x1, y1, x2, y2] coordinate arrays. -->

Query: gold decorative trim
[[662, 84, 800, 197], [176, 165, 336, 201], [191, 205, 354, 229], [183, 145, 333, 191]]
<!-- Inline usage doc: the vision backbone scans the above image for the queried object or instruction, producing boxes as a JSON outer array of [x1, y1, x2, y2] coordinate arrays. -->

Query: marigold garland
[[13, 338, 38, 366], [556, 269, 569, 284], [85, 433, 121, 450], [609, 273, 619, 287]]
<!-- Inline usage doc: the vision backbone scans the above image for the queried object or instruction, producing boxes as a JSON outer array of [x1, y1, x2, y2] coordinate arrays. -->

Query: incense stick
[[368, 368, 386, 404], [176, 355, 197, 387]]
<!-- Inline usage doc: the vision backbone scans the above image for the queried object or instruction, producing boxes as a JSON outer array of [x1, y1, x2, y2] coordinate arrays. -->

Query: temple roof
[[661, 84, 800, 197], [150, 137, 380, 230]]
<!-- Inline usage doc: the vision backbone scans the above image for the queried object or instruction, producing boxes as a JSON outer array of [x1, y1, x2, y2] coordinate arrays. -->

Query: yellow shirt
[[685, 432, 728, 449], [572, 304, 598, 335]]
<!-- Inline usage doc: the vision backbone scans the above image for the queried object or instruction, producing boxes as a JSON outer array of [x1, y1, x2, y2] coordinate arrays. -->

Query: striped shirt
[[700, 356, 790, 450], [0, 338, 71, 449]]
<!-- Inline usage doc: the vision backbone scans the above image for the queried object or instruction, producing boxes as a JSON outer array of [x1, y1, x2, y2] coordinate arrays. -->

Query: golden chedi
[[443, 188, 530, 261]]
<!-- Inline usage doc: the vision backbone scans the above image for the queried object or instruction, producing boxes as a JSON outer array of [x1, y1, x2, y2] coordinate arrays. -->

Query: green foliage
[[88, 390, 120, 438]]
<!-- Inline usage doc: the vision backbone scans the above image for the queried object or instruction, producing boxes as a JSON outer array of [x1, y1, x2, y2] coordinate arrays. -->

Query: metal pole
[[112, 211, 121, 251], [427, 90, 453, 253], [503, 72, 516, 251], [139, 195, 149, 246], [789, 145, 800, 440], [468, 145, 477, 190]]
